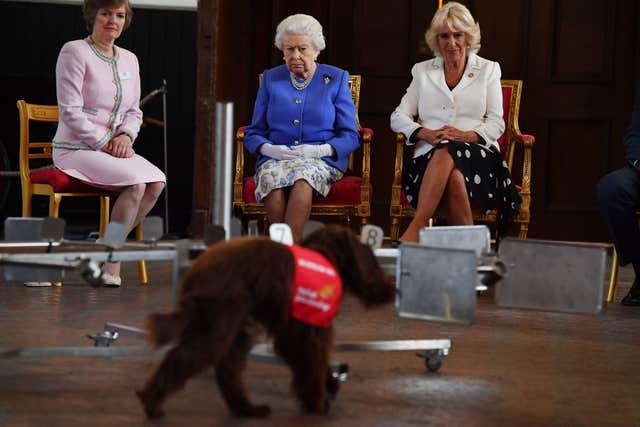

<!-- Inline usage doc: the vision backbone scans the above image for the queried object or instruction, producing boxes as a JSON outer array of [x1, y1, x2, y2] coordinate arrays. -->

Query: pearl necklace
[[290, 71, 315, 90]]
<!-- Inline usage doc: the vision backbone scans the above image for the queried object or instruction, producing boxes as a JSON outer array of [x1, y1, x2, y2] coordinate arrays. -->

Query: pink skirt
[[53, 148, 166, 192]]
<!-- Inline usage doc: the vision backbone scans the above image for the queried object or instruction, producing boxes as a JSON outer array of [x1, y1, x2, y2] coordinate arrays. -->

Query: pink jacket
[[53, 39, 142, 151]]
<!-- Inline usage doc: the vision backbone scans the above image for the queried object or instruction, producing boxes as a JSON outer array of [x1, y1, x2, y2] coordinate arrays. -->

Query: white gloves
[[260, 143, 299, 160], [260, 143, 334, 160], [291, 144, 334, 159]]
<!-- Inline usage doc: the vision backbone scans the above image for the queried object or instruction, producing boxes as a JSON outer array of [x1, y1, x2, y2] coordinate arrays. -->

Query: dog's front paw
[[136, 390, 165, 419], [231, 403, 272, 418], [303, 399, 330, 414], [326, 375, 341, 400], [143, 406, 166, 420]]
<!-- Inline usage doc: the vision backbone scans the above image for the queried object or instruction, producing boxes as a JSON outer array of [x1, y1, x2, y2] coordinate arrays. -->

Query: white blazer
[[390, 53, 505, 158]]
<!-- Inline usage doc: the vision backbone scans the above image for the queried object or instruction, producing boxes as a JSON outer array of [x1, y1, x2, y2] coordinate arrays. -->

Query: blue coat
[[244, 64, 360, 172], [624, 80, 640, 162]]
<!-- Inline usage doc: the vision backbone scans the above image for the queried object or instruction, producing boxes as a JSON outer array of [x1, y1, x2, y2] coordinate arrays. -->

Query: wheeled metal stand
[[0, 224, 455, 376], [95, 322, 452, 374], [140, 80, 170, 235]]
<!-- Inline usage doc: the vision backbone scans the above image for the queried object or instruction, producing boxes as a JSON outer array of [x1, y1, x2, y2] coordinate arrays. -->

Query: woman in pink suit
[[53, 0, 165, 286]]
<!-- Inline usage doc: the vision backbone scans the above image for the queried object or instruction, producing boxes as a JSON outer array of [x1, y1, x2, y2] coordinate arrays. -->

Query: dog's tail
[[145, 311, 187, 348]]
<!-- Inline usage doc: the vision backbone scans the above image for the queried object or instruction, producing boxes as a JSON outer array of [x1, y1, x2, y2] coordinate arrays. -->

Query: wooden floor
[[0, 256, 639, 427]]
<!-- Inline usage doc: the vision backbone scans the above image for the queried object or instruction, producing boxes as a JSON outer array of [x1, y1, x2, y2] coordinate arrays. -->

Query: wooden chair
[[389, 80, 535, 240], [233, 75, 372, 229], [17, 100, 148, 284]]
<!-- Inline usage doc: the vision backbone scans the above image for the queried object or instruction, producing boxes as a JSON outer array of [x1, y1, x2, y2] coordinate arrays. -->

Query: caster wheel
[[425, 356, 442, 372], [417, 350, 444, 373], [331, 363, 349, 382], [86, 331, 119, 347]]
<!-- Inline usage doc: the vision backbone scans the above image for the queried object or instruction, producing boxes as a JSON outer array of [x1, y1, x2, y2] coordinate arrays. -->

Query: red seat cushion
[[243, 175, 368, 205], [30, 167, 106, 193], [497, 86, 512, 151]]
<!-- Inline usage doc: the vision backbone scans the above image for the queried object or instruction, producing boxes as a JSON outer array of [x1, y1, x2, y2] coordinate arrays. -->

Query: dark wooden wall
[[1, 0, 638, 241], [218, 0, 640, 242], [0, 1, 196, 234]]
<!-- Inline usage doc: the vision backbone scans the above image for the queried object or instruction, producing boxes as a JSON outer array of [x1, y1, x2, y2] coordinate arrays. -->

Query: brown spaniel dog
[[136, 225, 395, 418]]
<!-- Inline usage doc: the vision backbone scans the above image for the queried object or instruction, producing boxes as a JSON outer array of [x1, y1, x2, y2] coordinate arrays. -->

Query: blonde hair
[[274, 14, 326, 52], [425, 1, 481, 57]]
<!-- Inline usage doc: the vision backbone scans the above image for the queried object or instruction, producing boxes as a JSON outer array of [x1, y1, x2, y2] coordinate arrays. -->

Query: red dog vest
[[289, 245, 342, 327]]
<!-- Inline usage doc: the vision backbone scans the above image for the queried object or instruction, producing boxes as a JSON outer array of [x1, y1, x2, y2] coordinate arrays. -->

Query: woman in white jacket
[[390, 2, 520, 242]]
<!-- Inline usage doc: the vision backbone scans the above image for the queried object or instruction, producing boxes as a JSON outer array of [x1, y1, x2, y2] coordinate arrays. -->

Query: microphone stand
[[140, 80, 170, 236]]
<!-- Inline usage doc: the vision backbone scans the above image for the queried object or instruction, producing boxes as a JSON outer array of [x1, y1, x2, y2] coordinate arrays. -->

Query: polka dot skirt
[[402, 141, 521, 237]]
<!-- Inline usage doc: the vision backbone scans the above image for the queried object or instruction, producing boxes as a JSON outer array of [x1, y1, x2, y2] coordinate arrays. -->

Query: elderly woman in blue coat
[[244, 14, 360, 243]]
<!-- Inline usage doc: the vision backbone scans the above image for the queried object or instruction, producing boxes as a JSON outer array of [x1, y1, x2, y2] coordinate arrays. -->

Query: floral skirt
[[255, 158, 343, 202], [402, 141, 521, 236]]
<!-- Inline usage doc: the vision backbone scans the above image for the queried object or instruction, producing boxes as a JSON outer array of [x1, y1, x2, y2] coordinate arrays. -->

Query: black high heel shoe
[[389, 240, 402, 248], [621, 279, 640, 306]]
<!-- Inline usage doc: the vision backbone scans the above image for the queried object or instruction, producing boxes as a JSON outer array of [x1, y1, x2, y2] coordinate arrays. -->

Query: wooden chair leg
[[518, 222, 529, 239], [98, 196, 110, 237], [48, 194, 63, 287], [48, 194, 62, 218], [136, 224, 148, 285], [21, 189, 33, 217], [390, 218, 399, 241], [606, 247, 619, 303]]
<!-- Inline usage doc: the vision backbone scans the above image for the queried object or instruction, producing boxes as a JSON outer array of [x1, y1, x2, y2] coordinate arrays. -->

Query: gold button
[[114, 96, 118, 101], [293, 119, 300, 125], [468, 72, 474, 78], [295, 98, 302, 104]]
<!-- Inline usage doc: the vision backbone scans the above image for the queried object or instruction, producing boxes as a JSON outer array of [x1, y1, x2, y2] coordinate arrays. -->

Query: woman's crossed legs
[[400, 148, 472, 242]]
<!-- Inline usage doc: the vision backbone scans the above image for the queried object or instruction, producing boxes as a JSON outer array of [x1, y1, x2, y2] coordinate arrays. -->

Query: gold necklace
[[88, 36, 114, 57]]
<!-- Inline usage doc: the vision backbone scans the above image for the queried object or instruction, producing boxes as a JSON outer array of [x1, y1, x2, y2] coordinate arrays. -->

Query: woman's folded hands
[[291, 144, 333, 159], [417, 126, 478, 145], [103, 134, 135, 158], [260, 143, 299, 160], [260, 143, 334, 160]]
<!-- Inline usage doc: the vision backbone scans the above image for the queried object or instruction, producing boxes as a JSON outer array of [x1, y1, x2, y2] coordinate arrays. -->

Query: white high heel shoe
[[101, 273, 122, 287]]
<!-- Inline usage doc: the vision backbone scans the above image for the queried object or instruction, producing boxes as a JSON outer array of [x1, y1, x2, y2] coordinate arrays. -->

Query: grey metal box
[[419, 225, 490, 257], [4, 264, 64, 282], [4, 217, 44, 241], [396, 243, 477, 325], [497, 238, 606, 314]]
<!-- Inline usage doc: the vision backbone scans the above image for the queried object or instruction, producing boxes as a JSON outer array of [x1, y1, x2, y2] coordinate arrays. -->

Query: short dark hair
[[83, 0, 133, 32]]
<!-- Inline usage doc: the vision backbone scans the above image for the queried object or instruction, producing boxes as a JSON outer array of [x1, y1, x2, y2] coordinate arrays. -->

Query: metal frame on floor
[[0, 239, 452, 374]]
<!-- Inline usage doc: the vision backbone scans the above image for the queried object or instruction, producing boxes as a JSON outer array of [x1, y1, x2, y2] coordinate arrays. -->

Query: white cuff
[[318, 144, 334, 158]]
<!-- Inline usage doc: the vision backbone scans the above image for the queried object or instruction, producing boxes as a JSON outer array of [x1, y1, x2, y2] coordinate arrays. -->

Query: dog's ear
[[301, 225, 357, 273], [346, 239, 396, 306]]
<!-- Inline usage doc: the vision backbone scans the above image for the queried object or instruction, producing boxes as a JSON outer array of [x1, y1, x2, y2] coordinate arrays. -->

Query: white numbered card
[[269, 223, 294, 246], [360, 224, 384, 249]]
